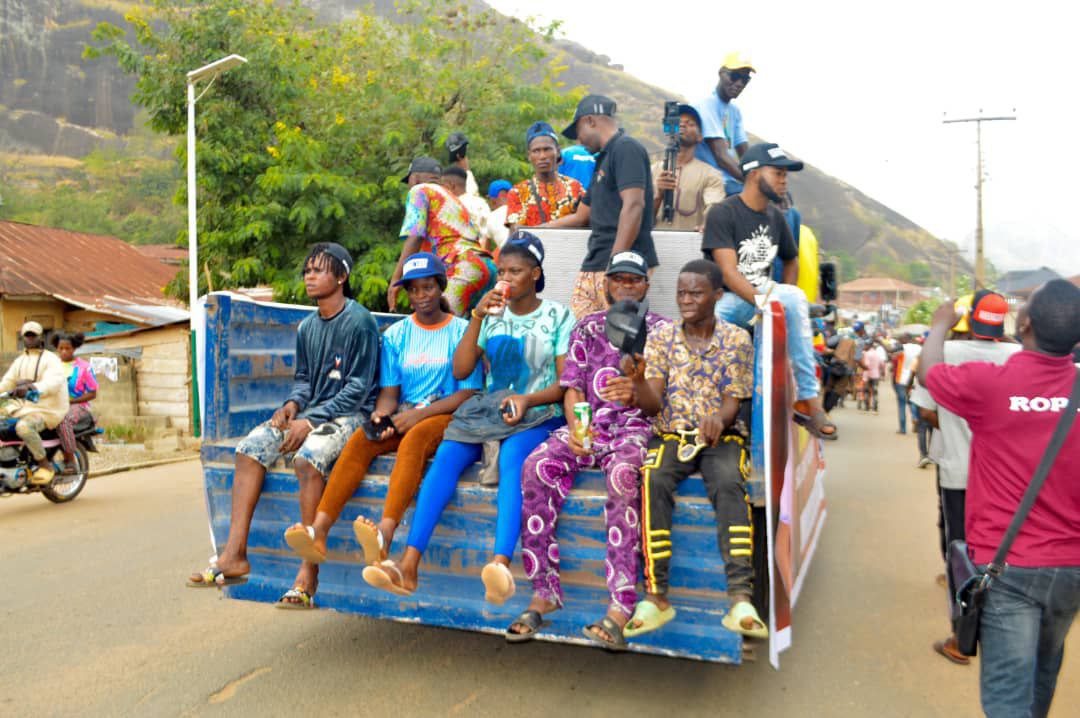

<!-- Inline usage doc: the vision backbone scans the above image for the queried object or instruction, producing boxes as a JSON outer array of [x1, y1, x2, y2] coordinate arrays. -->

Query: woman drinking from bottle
[[363, 231, 573, 604]]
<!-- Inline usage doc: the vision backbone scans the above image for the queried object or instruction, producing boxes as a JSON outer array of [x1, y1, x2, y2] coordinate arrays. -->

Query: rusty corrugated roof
[[0, 220, 181, 305], [136, 244, 188, 265]]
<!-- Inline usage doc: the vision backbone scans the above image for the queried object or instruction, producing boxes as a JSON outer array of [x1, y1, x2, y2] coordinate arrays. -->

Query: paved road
[[4, 389, 1077, 717]]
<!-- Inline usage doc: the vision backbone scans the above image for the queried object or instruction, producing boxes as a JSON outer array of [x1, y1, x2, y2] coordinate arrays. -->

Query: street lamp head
[[186, 54, 248, 83]]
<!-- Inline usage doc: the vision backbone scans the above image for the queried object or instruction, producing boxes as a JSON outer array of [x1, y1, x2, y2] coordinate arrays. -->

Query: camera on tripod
[[661, 101, 681, 223]]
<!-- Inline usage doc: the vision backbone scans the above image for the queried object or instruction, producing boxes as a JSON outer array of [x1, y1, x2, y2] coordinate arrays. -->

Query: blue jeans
[[716, 284, 820, 401], [406, 417, 564, 559], [894, 383, 909, 433], [979, 565, 1080, 718]]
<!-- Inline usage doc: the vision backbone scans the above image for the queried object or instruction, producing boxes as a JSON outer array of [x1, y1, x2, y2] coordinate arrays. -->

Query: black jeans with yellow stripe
[[641, 435, 754, 599]]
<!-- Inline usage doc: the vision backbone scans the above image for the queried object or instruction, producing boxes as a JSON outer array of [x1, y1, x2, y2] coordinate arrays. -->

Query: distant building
[[996, 266, 1065, 306], [837, 277, 931, 312]]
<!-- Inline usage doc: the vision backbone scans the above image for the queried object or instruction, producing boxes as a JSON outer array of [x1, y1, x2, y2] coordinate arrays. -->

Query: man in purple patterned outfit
[[506, 250, 668, 649]]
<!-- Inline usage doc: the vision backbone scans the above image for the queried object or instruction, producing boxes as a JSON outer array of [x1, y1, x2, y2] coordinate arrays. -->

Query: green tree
[[905, 298, 941, 325], [87, 0, 579, 308]]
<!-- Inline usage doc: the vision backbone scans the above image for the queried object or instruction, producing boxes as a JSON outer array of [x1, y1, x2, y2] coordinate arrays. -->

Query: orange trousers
[[317, 414, 452, 525]]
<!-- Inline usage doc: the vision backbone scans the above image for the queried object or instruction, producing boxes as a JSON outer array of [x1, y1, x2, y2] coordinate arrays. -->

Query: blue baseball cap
[[526, 121, 560, 149], [504, 230, 546, 293], [677, 104, 702, 128], [394, 252, 447, 286], [487, 179, 512, 199]]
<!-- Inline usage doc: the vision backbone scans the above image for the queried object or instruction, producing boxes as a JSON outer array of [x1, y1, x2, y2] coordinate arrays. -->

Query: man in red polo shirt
[[918, 279, 1080, 718]]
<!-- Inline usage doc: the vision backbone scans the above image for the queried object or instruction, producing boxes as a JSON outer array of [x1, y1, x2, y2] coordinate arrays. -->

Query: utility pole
[[944, 111, 1016, 289]]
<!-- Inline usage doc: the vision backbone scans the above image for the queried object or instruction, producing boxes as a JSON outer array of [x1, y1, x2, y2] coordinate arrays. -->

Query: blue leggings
[[406, 417, 564, 558]]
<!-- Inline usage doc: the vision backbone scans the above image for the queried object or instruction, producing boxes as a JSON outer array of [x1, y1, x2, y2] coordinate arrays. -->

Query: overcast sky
[[488, 0, 1077, 277]]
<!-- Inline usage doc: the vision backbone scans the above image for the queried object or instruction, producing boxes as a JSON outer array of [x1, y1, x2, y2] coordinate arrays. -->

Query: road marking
[[208, 666, 272, 704]]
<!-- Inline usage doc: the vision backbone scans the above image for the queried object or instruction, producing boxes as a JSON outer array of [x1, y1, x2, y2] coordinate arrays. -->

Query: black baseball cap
[[321, 243, 353, 276], [677, 104, 703, 128], [606, 250, 649, 279], [401, 156, 442, 184], [562, 94, 617, 140], [740, 143, 804, 174], [445, 132, 468, 159], [505, 230, 546, 293]]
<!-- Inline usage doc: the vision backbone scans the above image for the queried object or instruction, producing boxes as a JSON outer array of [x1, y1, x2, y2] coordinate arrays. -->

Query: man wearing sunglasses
[[692, 52, 754, 196]]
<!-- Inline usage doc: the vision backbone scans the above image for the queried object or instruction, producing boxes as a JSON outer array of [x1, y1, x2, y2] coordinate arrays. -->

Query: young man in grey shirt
[[910, 290, 1019, 664]]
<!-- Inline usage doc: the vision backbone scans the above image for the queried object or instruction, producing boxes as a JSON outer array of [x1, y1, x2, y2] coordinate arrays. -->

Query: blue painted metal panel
[[200, 293, 774, 664]]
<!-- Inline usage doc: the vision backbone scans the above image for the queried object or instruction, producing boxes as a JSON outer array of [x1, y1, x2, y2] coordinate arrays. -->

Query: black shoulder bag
[[947, 369, 1080, 656]]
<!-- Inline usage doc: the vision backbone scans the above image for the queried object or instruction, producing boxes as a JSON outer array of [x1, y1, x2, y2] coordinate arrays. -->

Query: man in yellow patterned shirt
[[625, 259, 766, 641]]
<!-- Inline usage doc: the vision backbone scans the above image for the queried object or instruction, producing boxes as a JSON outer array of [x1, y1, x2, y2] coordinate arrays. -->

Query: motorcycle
[[0, 389, 100, 503]]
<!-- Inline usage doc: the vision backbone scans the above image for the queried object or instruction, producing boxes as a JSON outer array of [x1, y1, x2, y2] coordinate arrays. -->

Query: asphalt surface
[[4, 388, 1078, 717]]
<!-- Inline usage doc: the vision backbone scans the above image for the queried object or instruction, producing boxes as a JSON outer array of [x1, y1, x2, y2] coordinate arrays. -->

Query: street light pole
[[943, 112, 1015, 289], [185, 54, 247, 438]]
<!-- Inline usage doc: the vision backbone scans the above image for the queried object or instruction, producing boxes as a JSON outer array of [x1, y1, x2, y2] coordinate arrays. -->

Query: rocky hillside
[[1, 0, 966, 284]]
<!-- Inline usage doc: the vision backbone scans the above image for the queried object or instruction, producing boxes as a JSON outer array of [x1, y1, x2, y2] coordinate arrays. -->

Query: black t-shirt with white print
[[701, 195, 797, 289]]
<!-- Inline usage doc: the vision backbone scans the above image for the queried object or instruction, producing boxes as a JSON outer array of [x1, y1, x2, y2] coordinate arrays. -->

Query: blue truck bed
[[200, 292, 779, 664]]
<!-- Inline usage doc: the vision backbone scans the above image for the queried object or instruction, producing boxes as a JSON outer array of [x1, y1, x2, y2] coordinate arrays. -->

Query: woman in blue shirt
[[283, 253, 482, 592], [364, 232, 573, 604]]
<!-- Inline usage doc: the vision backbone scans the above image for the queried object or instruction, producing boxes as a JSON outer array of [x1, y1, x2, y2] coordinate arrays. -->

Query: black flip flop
[[506, 610, 549, 643], [582, 615, 628, 651], [793, 409, 839, 441]]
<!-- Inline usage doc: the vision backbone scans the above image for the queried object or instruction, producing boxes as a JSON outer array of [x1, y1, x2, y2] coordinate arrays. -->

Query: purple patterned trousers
[[520, 425, 649, 618]]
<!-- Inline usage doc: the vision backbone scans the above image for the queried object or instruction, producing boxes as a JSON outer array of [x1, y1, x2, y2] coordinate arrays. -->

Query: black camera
[[661, 101, 682, 223]]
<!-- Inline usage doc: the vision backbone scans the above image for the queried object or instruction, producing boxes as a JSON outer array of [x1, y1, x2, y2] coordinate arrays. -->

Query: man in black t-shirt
[[545, 94, 659, 318], [703, 143, 837, 440]]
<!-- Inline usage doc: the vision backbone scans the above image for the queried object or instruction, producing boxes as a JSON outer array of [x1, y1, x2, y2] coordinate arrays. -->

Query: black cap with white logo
[[562, 94, 617, 140], [740, 142, 804, 174], [606, 250, 649, 279]]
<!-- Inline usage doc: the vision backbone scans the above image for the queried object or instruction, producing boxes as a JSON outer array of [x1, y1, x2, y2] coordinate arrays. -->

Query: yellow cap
[[952, 294, 974, 333], [722, 52, 755, 72]]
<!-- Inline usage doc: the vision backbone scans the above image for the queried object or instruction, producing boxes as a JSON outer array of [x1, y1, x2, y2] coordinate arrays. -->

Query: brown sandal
[[933, 637, 970, 665]]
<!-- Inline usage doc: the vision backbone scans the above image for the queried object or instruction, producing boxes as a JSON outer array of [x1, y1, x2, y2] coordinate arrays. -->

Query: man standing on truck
[[651, 104, 727, 232], [388, 156, 496, 316], [543, 95, 659, 318], [704, 142, 838, 440], [187, 243, 380, 610], [508, 250, 667, 649], [624, 259, 767, 640], [693, 52, 754, 196], [505, 121, 585, 233]]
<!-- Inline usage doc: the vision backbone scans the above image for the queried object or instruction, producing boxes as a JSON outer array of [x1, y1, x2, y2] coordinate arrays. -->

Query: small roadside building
[[837, 277, 931, 312], [0, 220, 191, 434]]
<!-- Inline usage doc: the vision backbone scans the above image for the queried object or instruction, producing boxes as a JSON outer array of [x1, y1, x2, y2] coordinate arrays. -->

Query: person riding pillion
[[0, 321, 70, 485]]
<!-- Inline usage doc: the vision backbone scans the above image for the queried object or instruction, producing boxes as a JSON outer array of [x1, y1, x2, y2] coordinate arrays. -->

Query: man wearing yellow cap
[[0, 322, 70, 485], [692, 52, 754, 196]]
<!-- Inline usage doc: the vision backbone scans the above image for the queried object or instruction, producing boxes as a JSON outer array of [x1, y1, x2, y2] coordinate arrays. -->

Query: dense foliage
[[86, 0, 579, 308]]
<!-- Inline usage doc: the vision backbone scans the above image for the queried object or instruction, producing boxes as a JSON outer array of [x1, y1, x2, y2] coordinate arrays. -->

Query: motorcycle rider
[[0, 322, 70, 485]]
